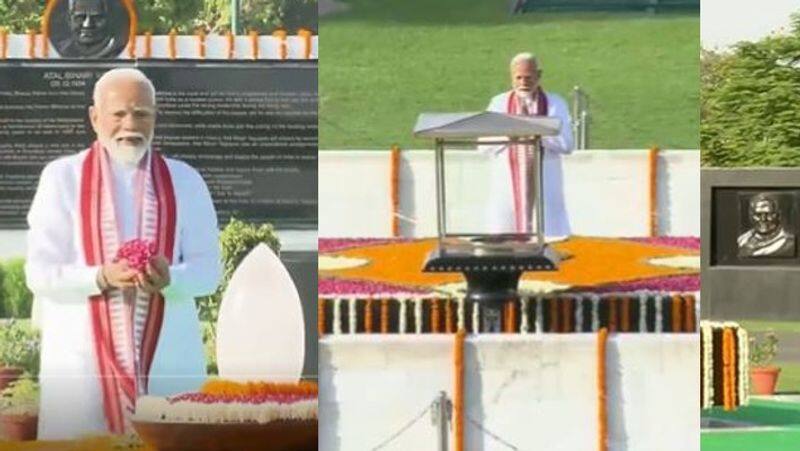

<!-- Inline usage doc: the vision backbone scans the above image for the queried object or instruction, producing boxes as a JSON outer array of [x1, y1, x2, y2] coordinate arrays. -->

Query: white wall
[[319, 149, 700, 238], [320, 334, 699, 451]]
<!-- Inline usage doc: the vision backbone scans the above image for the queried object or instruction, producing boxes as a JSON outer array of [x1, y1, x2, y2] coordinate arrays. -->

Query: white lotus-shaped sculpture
[[216, 243, 305, 382]]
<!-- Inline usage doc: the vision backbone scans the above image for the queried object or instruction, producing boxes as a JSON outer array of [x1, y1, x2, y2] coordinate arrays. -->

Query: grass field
[[320, 0, 699, 150], [702, 399, 800, 451]]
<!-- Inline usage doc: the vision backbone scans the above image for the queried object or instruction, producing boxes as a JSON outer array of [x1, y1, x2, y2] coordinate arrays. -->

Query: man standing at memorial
[[25, 68, 221, 439], [485, 53, 574, 236]]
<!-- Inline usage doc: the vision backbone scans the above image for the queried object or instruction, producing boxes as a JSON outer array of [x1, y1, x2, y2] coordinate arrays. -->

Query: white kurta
[[485, 90, 574, 236], [26, 149, 222, 439]]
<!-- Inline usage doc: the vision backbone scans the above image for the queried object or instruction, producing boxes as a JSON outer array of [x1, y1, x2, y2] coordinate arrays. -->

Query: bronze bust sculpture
[[738, 193, 796, 257], [49, 0, 130, 58]]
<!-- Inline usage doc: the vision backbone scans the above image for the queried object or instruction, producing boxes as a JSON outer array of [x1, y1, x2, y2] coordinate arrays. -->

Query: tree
[[702, 13, 800, 167]]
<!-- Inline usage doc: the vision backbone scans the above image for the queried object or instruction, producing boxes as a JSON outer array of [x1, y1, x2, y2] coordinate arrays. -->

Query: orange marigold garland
[[249, 30, 259, 59], [672, 294, 683, 332], [620, 296, 630, 332], [722, 328, 734, 411], [0, 27, 7, 59], [597, 327, 609, 451], [297, 27, 313, 59], [562, 297, 572, 332], [608, 297, 617, 333], [726, 327, 738, 410], [196, 28, 206, 58], [144, 31, 153, 58], [365, 298, 374, 333], [509, 300, 518, 333], [272, 28, 287, 59], [380, 299, 390, 333], [226, 30, 235, 59], [26, 28, 36, 59], [445, 299, 454, 333], [648, 146, 660, 237], [200, 379, 318, 398], [431, 298, 441, 333], [167, 28, 177, 59], [684, 295, 696, 332], [317, 298, 326, 337], [454, 329, 466, 451], [390, 145, 401, 237], [121, 0, 137, 58], [41, 0, 58, 57], [549, 297, 559, 333]]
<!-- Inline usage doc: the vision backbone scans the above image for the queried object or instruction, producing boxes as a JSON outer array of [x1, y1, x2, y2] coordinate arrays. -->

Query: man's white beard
[[101, 136, 151, 167], [515, 88, 534, 100]]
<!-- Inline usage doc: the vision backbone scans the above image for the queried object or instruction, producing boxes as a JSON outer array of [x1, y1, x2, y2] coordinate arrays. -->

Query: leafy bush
[[0, 264, 5, 319], [0, 320, 40, 377], [2, 259, 32, 319], [0, 0, 45, 33], [196, 218, 280, 325], [750, 331, 779, 368], [201, 321, 217, 375], [702, 13, 800, 167], [136, 0, 205, 34], [0, 377, 39, 416]]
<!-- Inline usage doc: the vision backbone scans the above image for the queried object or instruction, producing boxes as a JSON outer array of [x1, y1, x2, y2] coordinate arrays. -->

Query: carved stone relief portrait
[[48, 0, 131, 58], [737, 192, 796, 258]]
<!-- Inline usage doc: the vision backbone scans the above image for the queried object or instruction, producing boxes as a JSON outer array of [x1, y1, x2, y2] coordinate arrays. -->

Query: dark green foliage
[[1, 259, 32, 319], [196, 218, 280, 324], [702, 14, 800, 167], [200, 0, 317, 33], [0, 320, 40, 377], [136, 0, 205, 33], [0, 264, 5, 319], [0, 0, 317, 34], [0, 0, 46, 33]]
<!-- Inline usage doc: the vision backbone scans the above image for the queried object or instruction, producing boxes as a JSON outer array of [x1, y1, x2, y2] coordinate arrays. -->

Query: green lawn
[[702, 399, 800, 451], [320, 0, 699, 150]]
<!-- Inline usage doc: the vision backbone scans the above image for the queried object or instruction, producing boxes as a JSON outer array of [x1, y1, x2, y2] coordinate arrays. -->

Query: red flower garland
[[114, 239, 155, 272]]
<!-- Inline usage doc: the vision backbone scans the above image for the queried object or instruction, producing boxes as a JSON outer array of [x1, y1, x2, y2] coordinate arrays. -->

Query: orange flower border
[[648, 146, 660, 237], [390, 145, 401, 237], [453, 329, 466, 451], [597, 327, 609, 451], [200, 379, 318, 398], [700, 321, 749, 410]]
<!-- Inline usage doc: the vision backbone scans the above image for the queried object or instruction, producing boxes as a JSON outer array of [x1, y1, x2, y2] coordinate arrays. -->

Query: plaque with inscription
[[0, 60, 317, 229]]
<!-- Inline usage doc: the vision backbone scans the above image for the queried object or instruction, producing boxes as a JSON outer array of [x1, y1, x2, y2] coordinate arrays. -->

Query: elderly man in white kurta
[[25, 68, 221, 439], [485, 53, 574, 236]]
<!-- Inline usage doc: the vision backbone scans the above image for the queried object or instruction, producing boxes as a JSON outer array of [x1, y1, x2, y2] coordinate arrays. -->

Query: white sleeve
[[162, 168, 222, 300], [543, 94, 574, 155], [25, 162, 102, 300]]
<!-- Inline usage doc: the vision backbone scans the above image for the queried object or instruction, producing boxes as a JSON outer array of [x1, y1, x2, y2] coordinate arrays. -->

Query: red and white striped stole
[[79, 141, 176, 434], [506, 87, 548, 233]]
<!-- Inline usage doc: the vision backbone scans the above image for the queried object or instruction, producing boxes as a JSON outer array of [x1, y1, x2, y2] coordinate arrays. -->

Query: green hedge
[[0, 259, 32, 319], [196, 218, 280, 325]]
